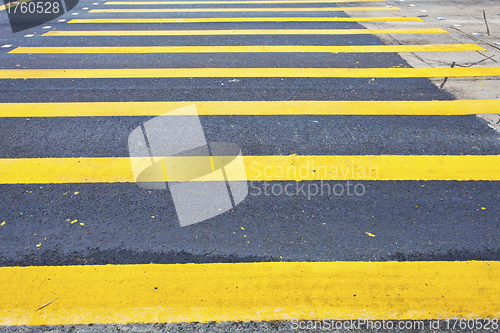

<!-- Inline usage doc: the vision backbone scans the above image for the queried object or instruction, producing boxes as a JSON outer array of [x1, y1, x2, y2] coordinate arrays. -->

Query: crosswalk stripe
[[90, 6, 400, 12], [43, 28, 442, 36], [0, 155, 499, 183], [68, 16, 423, 23], [2, 100, 499, 117], [10, 44, 484, 54], [105, 0, 386, 4], [1, 67, 499, 79], [1, 261, 499, 325]]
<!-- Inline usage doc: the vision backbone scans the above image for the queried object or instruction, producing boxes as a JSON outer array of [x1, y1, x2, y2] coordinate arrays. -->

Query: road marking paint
[[42, 28, 444, 36], [1, 155, 500, 183], [1, 67, 498, 79], [1, 100, 499, 117], [0, 261, 499, 325], [89, 6, 401, 12], [68, 16, 423, 23], [10, 44, 484, 54], [105, 0, 385, 4]]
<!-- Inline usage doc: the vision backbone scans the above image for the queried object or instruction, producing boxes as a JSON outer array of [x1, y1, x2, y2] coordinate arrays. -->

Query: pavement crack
[[450, 26, 500, 52], [439, 62, 456, 89]]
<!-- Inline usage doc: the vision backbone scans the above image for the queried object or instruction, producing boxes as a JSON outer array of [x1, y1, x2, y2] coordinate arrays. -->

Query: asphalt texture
[[1, 0, 500, 331], [0, 321, 493, 333]]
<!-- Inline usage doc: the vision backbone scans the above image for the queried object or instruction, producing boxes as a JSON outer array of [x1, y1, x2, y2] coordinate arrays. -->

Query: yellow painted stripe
[[43, 28, 442, 36], [105, 0, 385, 4], [90, 6, 401, 12], [0, 0, 32, 12], [10, 44, 484, 54], [1, 155, 500, 183], [2, 100, 499, 117], [1, 67, 499, 79], [69, 16, 423, 23], [1, 261, 499, 325]]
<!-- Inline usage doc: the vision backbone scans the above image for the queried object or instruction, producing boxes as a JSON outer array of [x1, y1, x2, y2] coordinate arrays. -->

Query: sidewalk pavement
[[355, 0, 500, 131]]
